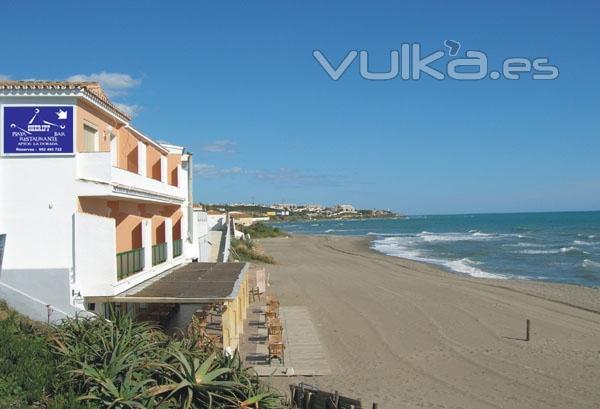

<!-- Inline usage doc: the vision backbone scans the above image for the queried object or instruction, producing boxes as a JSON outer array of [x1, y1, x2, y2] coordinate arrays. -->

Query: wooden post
[[372, 404, 379, 409], [525, 319, 530, 341]]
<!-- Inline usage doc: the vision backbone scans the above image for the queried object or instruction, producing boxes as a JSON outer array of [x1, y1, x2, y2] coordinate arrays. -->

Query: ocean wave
[[443, 258, 508, 279], [560, 246, 589, 255], [512, 249, 561, 255], [324, 228, 355, 233], [419, 231, 497, 242], [573, 240, 600, 246], [582, 259, 600, 271], [371, 238, 507, 280], [503, 242, 544, 248]]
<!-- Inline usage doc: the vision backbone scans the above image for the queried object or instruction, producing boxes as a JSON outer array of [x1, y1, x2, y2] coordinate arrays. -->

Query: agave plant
[[47, 311, 284, 408]]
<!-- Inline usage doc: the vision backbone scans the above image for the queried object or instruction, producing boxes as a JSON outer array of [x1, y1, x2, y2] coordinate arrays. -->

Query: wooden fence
[[290, 383, 378, 409]]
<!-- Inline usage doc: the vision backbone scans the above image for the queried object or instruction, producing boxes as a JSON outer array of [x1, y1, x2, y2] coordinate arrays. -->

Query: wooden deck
[[240, 305, 332, 376]]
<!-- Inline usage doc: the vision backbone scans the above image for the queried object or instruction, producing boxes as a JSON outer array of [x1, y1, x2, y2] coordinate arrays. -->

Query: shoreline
[[260, 234, 600, 408], [355, 235, 600, 314], [284, 230, 600, 294]]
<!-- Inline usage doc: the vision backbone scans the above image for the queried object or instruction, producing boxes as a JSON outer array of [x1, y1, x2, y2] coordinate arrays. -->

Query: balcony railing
[[173, 239, 183, 258], [116, 248, 145, 280], [152, 242, 167, 266]]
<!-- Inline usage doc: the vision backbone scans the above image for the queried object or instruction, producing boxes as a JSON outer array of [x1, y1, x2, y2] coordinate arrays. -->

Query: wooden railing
[[152, 242, 167, 266], [290, 383, 377, 409], [116, 247, 145, 280]]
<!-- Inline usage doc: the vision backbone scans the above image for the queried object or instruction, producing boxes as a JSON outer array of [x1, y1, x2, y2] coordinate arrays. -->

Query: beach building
[[0, 81, 249, 349]]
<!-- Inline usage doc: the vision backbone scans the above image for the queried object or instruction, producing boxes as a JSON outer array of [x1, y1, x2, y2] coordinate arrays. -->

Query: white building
[[0, 81, 203, 322], [335, 204, 356, 213]]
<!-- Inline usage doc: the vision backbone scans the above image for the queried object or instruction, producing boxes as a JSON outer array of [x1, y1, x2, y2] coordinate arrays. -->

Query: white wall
[[207, 214, 227, 230], [0, 156, 77, 270], [193, 210, 210, 262], [73, 212, 116, 296]]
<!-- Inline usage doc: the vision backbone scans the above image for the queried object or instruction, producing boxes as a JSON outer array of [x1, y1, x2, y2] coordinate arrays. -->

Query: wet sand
[[260, 235, 600, 409]]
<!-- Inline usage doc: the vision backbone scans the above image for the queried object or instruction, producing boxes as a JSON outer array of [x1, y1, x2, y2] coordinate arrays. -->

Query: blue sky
[[2, 1, 599, 214]]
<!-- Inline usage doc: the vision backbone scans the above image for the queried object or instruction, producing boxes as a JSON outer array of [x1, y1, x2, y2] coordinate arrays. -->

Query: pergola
[[91, 262, 250, 351]]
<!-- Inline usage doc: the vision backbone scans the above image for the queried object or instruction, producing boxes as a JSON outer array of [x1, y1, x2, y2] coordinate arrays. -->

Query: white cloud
[[193, 163, 346, 186], [115, 103, 142, 118], [194, 163, 243, 177], [247, 168, 344, 186], [0, 74, 11, 80], [66, 72, 141, 97], [201, 139, 236, 154]]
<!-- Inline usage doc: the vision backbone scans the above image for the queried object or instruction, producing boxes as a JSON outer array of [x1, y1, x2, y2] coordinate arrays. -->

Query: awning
[[90, 262, 249, 303]]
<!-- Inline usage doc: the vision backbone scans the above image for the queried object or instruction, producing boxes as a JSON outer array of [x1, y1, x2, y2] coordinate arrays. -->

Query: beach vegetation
[[231, 238, 276, 264], [241, 222, 285, 239], [0, 301, 284, 408]]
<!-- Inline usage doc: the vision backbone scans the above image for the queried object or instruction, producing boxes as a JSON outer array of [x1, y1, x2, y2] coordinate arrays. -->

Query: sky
[[1, 0, 599, 215]]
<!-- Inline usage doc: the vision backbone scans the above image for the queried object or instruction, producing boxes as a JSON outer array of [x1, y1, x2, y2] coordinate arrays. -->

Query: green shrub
[[0, 302, 285, 408], [231, 239, 276, 264], [49, 312, 283, 408], [242, 223, 284, 239], [0, 309, 56, 406]]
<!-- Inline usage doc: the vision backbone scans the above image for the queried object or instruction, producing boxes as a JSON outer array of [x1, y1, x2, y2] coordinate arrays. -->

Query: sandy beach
[[260, 235, 600, 409]]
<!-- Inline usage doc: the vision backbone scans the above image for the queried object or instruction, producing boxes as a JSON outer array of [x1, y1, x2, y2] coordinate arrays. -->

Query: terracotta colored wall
[[108, 201, 143, 253], [78, 197, 110, 217], [117, 128, 139, 173], [76, 100, 118, 153], [78, 198, 179, 252], [146, 145, 162, 181], [151, 216, 166, 245], [167, 153, 181, 186], [172, 210, 183, 240]]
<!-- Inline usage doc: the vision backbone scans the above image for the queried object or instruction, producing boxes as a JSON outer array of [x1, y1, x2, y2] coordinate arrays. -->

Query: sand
[[259, 235, 600, 409]]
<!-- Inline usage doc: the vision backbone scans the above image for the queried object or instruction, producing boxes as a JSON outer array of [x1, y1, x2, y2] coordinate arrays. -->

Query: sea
[[271, 211, 600, 288]]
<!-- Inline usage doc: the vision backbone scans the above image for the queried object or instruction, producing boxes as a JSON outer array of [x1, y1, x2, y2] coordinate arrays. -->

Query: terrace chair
[[265, 308, 278, 322], [268, 321, 283, 336], [249, 286, 261, 302], [268, 341, 285, 365], [268, 333, 283, 344]]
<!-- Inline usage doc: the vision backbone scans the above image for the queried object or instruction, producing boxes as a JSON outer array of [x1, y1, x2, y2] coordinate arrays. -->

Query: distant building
[[335, 204, 356, 213]]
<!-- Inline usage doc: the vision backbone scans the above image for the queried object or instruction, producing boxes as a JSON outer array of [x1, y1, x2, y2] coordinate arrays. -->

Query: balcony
[[152, 242, 167, 266], [173, 239, 183, 258], [76, 152, 185, 204], [116, 248, 145, 280]]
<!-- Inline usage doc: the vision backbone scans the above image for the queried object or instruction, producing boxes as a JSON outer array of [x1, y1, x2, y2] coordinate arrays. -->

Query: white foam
[[503, 242, 544, 248], [324, 228, 355, 233], [371, 238, 507, 280], [419, 231, 497, 242], [560, 246, 589, 255], [513, 249, 561, 255], [443, 258, 508, 279], [574, 240, 600, 246], [582, 259, 600, 271]]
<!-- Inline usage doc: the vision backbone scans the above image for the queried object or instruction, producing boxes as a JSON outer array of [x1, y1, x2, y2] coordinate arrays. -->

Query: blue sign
[[2, 106, 74, 154]]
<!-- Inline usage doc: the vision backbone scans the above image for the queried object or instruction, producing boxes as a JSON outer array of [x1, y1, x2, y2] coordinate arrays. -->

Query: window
[[83, 124, 99, 152]]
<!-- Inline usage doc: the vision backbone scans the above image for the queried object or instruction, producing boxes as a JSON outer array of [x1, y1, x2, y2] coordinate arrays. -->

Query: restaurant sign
[[2, 105, 74, 155]]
